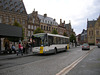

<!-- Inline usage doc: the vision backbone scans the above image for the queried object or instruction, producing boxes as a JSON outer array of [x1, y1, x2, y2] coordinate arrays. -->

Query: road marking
[[56, 47, 95, 75]]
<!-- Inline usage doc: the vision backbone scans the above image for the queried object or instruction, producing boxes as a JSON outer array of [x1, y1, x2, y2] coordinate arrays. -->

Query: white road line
[[56, 47, 95, 75]]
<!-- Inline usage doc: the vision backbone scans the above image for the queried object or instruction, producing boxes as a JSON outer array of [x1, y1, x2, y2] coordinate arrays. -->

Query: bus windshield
[[32, 33, 48, 47]]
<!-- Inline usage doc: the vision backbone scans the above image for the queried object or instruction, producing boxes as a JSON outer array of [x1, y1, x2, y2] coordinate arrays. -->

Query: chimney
[[36, 11, 38, 15], [54, 19, 56, 21], [63, 20, 65, 24], [60, 19, 62, 25], [44, 14, 47, 17]]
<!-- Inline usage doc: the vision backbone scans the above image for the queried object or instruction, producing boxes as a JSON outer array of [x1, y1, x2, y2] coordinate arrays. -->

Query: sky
[[23, 0, 100, 35]]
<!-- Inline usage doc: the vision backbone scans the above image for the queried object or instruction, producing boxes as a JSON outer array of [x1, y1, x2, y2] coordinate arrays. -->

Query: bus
[[32, 33, 69, 54]]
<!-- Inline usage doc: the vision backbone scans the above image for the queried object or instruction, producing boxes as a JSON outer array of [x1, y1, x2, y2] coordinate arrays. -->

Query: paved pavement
[[0, 51, 33, 60], [66, 46, 100, 75]]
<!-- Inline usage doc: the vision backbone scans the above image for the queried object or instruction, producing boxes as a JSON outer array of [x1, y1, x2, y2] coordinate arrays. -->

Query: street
[[0, 46, 95, 75]]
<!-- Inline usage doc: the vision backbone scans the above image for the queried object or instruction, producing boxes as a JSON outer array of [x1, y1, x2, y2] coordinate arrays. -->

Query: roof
[[0, 23, 22, 38], [38, 14, 58, 25], [0, 0, 27, 14], [87, 20, 96, 28], [33, 33, 69, 39]]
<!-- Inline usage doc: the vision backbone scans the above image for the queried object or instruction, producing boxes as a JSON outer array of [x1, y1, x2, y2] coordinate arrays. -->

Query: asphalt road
[[66, 47, 100, 75], [0, 46, 91, 75]]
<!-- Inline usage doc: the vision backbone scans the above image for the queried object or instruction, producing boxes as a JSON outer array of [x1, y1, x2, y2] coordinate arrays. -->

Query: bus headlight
[[45, 50, 47, 51]]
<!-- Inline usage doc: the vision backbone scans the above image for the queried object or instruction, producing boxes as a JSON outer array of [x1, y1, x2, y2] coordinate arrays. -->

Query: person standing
[[17, 42, 23, 56], [23, 42, 26, 54]]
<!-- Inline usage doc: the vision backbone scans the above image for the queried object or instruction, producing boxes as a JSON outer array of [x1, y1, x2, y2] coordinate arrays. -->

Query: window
[[28, 31, 30, 36], [33, 19, 34, 23], [48, 21, 49, 24], [47, 26, 48, 31], [17, 19, 20, 23], [31, 31, 33, 35], [45, 20, 47, 23], [49, 27, 51, 31], [41, 25, 43, 30], [6, 16, 9, 23], [51, 22, 52, 24], [12, 17, 15, 23], [34, 26, 36, 30], [96, 31, 99, 35], [31, 25, 33, 29], [44, 26, 45, 30], [41, 19, 42, 22], [22, 20, 25, 24], [52, 27, 53, 31], [28, 25, 30, 29]]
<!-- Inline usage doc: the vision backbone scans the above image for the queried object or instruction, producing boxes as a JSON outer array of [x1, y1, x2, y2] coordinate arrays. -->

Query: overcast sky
[[23, 0, 100, 35]]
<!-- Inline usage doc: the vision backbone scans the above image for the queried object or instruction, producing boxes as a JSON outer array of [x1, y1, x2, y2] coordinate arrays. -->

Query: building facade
[[58, 19, 66, 35], [94, 16, 100, 44], [80, 29, 87, 44], [0, 0, 27, 50], [87, 16, 100, 45], [65, 21, 75, 37], [38, 13, 58, 33], [28, 10, 40, 38]]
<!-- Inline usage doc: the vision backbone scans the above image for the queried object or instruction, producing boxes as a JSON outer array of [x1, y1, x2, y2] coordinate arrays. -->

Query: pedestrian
[[17, 42, 23, 56], [25, 42, 30, 54], [23, 42, 26, 54], [11, 45, 16, 53], [5, 42, 8, 51]]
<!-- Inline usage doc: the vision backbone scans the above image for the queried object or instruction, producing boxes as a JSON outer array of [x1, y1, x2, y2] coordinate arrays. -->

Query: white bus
[[32, 33, 69, 54]]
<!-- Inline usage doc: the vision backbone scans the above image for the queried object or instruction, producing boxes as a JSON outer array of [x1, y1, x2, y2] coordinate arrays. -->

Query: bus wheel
[[54, 47, 57, 54]]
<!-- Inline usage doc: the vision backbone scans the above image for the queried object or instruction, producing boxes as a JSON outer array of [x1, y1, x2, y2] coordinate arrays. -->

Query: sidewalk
[[0, 51, 33, 60], [66, 47, 100, 75]]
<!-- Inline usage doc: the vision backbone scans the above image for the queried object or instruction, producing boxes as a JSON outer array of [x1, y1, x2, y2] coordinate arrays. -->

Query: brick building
[[0, 0, 27, 50]]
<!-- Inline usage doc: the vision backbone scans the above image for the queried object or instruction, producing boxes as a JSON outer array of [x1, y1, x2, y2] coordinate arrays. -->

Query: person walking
[[17, 42, 23, 56]]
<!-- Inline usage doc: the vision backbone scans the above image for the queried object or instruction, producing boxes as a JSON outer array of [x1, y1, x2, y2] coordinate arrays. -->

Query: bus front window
[[32, 33, 47, 47]]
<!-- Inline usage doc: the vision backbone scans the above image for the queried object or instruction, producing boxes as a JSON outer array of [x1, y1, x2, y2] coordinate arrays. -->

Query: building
[[0, 0, 27, 50], [28, 10, 40, 38], [87, 16, 100, 45], [58, 19, 66, 35], [94, 16, 100, 44], [28, 10, 58, 37], [38, 13, 58, 33], [76, 34, 81, 44], [80, 29, 87, 44], [65, 21, 75, 37]]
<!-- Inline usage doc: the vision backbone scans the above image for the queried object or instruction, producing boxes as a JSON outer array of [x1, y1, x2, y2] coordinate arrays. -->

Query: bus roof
[[32, 33, 69, 39]]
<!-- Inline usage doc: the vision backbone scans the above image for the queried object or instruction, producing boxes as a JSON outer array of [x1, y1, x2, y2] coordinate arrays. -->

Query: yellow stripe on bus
[[67, 44, 69, 50], [40, 46, 43, 53]]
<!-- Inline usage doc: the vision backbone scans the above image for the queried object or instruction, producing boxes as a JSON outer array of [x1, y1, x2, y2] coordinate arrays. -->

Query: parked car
[[97, 43, 100, 48], [82, 43, 90, 50]]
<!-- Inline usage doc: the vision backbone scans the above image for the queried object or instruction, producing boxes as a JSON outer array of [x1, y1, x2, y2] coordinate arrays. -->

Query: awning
[[0, 23, 22, 38]]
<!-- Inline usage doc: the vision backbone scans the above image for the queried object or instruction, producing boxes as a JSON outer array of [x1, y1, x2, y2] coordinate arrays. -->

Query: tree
[[33, 27, 44, 34], [63, 32, 68, 36], [8, 21, 24, 42], [70, 34, 76, 43], [51, 29, 58, 34]]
